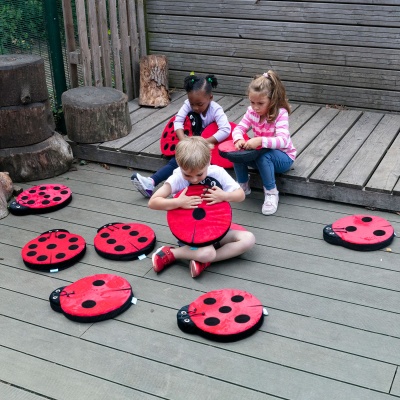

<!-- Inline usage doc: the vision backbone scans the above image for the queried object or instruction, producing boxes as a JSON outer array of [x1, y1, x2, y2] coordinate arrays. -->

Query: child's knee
[[242, 231, 256, 249], [196, 246, 216, 262]]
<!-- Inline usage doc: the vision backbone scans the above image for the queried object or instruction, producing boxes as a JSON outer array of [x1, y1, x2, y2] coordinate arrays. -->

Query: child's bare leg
[[169, 230, 255, 263], [170, 245, 216, 263], [213, 230, 255, 262]]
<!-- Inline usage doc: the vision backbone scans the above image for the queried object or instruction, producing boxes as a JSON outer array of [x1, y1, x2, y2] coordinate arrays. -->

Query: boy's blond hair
[[175, 137, 213, 171]]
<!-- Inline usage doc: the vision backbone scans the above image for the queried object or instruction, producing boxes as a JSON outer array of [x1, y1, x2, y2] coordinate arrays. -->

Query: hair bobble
[[263, 72, 269, 79], [207, 77, 213, 83]]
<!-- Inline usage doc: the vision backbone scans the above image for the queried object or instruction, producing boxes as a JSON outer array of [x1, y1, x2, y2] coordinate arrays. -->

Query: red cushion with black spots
[[160, 115, 193, 156], [9, 184, 72, 215], [167, 184, 232, 247], [21, 229, 86, 272], [177, 288, 264, 342], [218, 133, 267, 163], [323, 214, 394, 251], [49, 274, 133, 322], [201, 122, 237, 169], [94, 222, 156, 260]]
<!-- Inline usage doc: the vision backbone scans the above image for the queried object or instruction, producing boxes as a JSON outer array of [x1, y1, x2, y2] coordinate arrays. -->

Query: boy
[[148, 137, 255, 278]]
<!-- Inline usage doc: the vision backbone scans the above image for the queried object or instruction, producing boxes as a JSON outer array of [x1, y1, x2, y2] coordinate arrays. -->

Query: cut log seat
[[62, 86, 131, 144]]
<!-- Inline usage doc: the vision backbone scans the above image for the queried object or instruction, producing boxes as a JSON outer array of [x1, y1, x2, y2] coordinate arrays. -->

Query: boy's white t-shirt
[[166, 165, 240, 195]]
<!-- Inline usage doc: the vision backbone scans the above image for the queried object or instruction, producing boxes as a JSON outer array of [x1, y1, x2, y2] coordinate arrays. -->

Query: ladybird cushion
[[94, 222, 156, 260], [9, 184, 72, 215], [201, 122, 237, 169], [167, 184, 232, 247], [49, 274, 134, 322], [160, 115, 193, 156], [177, 288, 264, 342], [218, 133, 267, 164], [323, 214, 394, 251], [21, 229, 86, 272]]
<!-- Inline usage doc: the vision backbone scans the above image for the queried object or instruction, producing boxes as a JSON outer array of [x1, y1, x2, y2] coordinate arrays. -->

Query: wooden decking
[[69, 91, 400, 212], [1, 162, 400, 399]]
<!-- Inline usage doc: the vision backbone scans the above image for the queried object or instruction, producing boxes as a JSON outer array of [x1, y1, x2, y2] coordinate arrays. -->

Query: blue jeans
[[233, 149, 293, 190], [151, 157, 178, 186]]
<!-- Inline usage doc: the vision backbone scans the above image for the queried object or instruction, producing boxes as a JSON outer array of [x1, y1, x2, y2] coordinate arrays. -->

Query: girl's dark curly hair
[[183, 73, 218, 94]]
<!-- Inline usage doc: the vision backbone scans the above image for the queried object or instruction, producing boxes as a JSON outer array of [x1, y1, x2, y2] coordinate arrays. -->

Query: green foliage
[[0, 0, 45, 54]]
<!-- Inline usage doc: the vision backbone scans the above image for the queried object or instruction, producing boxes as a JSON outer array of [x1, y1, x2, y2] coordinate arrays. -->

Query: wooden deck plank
[[83, 317, 394, 392], [392, 373, 400, 396], [0, 381, 47, 400], [367, 128, 400, 193], [287, 110, 362, 180], [1, 241, 396, 394], [1, 317, 271, 400], [68, 95, 400, 211], [3, 237, 400, 373], [0, 345, 156, 400], [2, 163, 400, 399], [336, 114, 400, 189], [310, 111, 383, 184], [289, 107, 339, 156], [290, 104, 321, 136]]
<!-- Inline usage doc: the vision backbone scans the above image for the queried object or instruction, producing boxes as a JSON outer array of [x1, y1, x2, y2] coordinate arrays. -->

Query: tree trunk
[[62, 87, 131, 143], [0, 101, 54, 148], [0, 172, 13, 219], [139, 55, 170, 107], [0, 54, 48, 107], [0, 133, 74, 182]]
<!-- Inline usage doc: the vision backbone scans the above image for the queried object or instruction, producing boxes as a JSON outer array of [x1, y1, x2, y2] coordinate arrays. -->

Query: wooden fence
[[62, 0, 147, 100], [145, 0, 400, 112]]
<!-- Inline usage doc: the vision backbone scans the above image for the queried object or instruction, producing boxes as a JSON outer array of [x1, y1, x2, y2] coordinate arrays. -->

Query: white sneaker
[[131, 172, 155, 198], [262, 187, 279, 215], [239, 181, 251, 195]]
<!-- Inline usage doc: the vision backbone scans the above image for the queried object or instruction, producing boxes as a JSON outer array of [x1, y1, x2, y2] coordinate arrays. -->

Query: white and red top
[[174, 100, 231, 143]]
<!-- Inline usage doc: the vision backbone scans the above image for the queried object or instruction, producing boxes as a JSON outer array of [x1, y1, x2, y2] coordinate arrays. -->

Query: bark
[[139, 55, 170, 107], [62, 87, 131, 143]]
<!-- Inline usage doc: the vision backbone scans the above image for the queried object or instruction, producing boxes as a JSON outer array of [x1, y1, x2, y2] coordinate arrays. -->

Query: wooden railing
[[62, 0, 147, 100]]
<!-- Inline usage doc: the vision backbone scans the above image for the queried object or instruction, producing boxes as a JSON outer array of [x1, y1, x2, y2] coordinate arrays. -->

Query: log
[[62, 87, 131, 143], [139, 55, 170, 107], [0, 100, 55, 149], [0, 133, 74, 182], [0, 54, 48, 107], [0, 172, 13, 219]]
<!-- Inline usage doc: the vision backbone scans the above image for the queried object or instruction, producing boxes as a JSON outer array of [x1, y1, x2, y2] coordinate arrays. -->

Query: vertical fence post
[[43, 0, 67, 109]]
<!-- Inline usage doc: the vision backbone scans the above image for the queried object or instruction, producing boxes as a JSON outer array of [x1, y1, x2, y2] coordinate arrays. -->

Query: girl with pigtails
[[232, 70, 296, 215], [131, 72, 231, 198]]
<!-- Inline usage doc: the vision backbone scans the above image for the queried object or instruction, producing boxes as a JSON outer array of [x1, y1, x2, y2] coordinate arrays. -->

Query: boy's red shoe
[[152, 246, 176, 273], [190, 260, 211, 278]]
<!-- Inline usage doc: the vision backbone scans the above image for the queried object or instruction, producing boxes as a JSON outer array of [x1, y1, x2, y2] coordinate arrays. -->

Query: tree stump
[[0, 101, 54, 148], [0, 54, 48, 107], [0, 54, 73, 183], [0, 133, 73, 182], [0, 172, 13, 219], [62, 87, 132, 143], [139, 55, 170, 107]]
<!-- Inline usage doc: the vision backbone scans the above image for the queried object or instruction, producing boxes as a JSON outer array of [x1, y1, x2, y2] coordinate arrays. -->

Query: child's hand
[[176, 187, 203, 209], [203, 186, 226, 205], [243, 137, 262, 150], [234, 139, 246, 150]]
